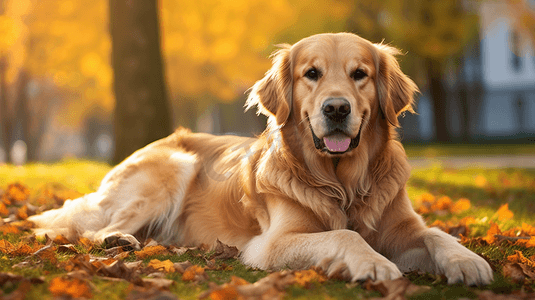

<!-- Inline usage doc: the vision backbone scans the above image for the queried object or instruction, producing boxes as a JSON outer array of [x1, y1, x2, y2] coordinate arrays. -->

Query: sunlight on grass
[[0, 159, 111, 194]]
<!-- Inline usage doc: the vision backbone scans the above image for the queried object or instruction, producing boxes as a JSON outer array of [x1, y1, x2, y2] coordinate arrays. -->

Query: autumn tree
[[109, 0, 172, 163], [347, 0, 479, 142]]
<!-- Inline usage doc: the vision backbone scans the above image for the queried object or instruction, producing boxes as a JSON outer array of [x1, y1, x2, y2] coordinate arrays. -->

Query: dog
[[29, 32, 493, 285]]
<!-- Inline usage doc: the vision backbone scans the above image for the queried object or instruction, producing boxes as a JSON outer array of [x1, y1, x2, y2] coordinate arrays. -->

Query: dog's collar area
[[309, 122, 361, 155]]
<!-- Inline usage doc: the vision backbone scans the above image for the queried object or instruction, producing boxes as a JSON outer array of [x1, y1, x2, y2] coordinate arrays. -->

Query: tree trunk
[[0, 56, 12, 163], [109, 0, 172, 164], [425, 58, 451, 142]]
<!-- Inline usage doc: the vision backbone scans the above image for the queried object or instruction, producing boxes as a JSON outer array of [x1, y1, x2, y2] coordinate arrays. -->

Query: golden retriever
[[29, 33, 493, 285]]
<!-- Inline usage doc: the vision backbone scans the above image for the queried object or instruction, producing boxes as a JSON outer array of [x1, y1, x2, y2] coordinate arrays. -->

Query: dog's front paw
[[440, 251, 493, 286], [103, 233, 141, 251], [319, 254, 402, 282]]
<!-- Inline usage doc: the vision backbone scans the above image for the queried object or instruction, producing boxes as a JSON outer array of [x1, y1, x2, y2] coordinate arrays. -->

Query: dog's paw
[[319, 255, 402, 282], [103, 233, 141, 251], [441, 252, 493, 286]]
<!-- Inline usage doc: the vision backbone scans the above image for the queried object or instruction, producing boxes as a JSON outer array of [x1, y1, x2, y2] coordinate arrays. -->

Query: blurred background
[[0, 0, 534, 165]]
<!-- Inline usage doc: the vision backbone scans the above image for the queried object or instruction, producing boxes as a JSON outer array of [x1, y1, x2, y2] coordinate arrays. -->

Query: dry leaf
[[0, 202, 9, 216], [495, 204, 514, 222], [503, 263, 526, 284], [173, 261, 193, 274], [148, 259, 175, 273], [0, 239, 14, 254], [53, 234, 71, 245], [507, 251, 535, 269], [0, 224, 21, 235], [450, 198, 471, 214], [57, 244, 78, 254], [210, 239, 240, 260], [181, 265, 207, 282], [483, 222, 502, 244], [48, 276, 92, 298], [364, 277, 431, 299], [293, 269, 327, 288], [134, 245, 168, 259]]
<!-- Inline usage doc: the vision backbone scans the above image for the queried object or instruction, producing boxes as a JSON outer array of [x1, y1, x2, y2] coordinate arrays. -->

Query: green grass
[[403, 143, 535, 158], [1, 151, 535, 299]]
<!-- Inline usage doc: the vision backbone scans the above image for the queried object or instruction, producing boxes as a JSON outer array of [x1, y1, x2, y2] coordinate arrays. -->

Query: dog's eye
[[304, 68, 320, 81], [350, 69, 367, 81]]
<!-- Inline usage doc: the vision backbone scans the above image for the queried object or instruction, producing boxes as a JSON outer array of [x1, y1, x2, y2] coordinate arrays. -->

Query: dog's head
[[247, 33, 418, 157]]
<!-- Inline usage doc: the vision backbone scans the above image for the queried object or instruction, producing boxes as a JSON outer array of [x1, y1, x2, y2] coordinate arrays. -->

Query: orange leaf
[[148, 259, 175, 273], [0, 239, 14, 254], [182, 265, 205, 281], [507, 250, 535, 268], [521, 223, 535, 236], [12, 244, 34, 256], [293, 269, 327, 287], [209, 286, 240, 300], [134, 245, 168, 259], [0, 202, 8, 216], [483, 222, 502, 244], [450, 198, 471, 214], [5, 183, 30, 203], [77, 237, 94, 251], [0, 224, 21, 234], [496, 204, 514, 221], [16, 205, 28, 220], [431, 196, 452, 211], [49, 277, 92, 298]]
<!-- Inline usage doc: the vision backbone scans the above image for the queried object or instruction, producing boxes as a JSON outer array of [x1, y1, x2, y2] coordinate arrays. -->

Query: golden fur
[[29, 33, 493, 285]]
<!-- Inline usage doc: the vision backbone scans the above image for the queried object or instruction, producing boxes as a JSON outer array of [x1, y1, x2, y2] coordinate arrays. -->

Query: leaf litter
[[2, 182, 535, 299]]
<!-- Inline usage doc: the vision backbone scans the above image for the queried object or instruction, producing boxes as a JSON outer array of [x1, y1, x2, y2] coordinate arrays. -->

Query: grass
[[1, 145, 535, 299]]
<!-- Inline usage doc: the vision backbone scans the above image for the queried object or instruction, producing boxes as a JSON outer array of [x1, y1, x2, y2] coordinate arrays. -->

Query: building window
[[509, 29, 522, 72]]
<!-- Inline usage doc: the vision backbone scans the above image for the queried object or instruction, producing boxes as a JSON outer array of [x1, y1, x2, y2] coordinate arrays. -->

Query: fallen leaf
[[0, 239, 14, 254], [134, 245, 168, 259], [16, 205, 28, 220], [495, 204, 514, 222], [57, 244, 78, 254], [148, 259, 175, 273], [508, 251, 535, 269], [181, 265, 207, 282], [209, 239, 240, 260], [48, 276, 92, 298], [450, 198, 471, 214], [0, 224, 21, 234], [33, 245, 58, 264], [3, 183, 30, 204], [11, 244, 33, 256], [0, 202, 8, 216], [483, 222, 502, 245], [364, 277, 431, 299], [293, 269, 327, 288], [173, 261, 193, 273], [53, 234, 71, 245], [503, 263, 526, 284]]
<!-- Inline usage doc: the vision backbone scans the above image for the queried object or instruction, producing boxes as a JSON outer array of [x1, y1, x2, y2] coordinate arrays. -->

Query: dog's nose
[[322, 98, 351, 121]]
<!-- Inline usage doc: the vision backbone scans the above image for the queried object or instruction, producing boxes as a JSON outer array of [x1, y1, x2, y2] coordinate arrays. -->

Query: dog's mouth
[[309, 123, 362, 155]]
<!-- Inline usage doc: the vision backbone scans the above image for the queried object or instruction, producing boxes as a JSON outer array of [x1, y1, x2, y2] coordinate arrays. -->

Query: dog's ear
[[246, 45, 292, 126], [373, 44, 419, 127]]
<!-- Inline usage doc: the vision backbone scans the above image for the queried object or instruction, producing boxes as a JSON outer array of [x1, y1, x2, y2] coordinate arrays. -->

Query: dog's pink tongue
[[323, 136, 351, 152]]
